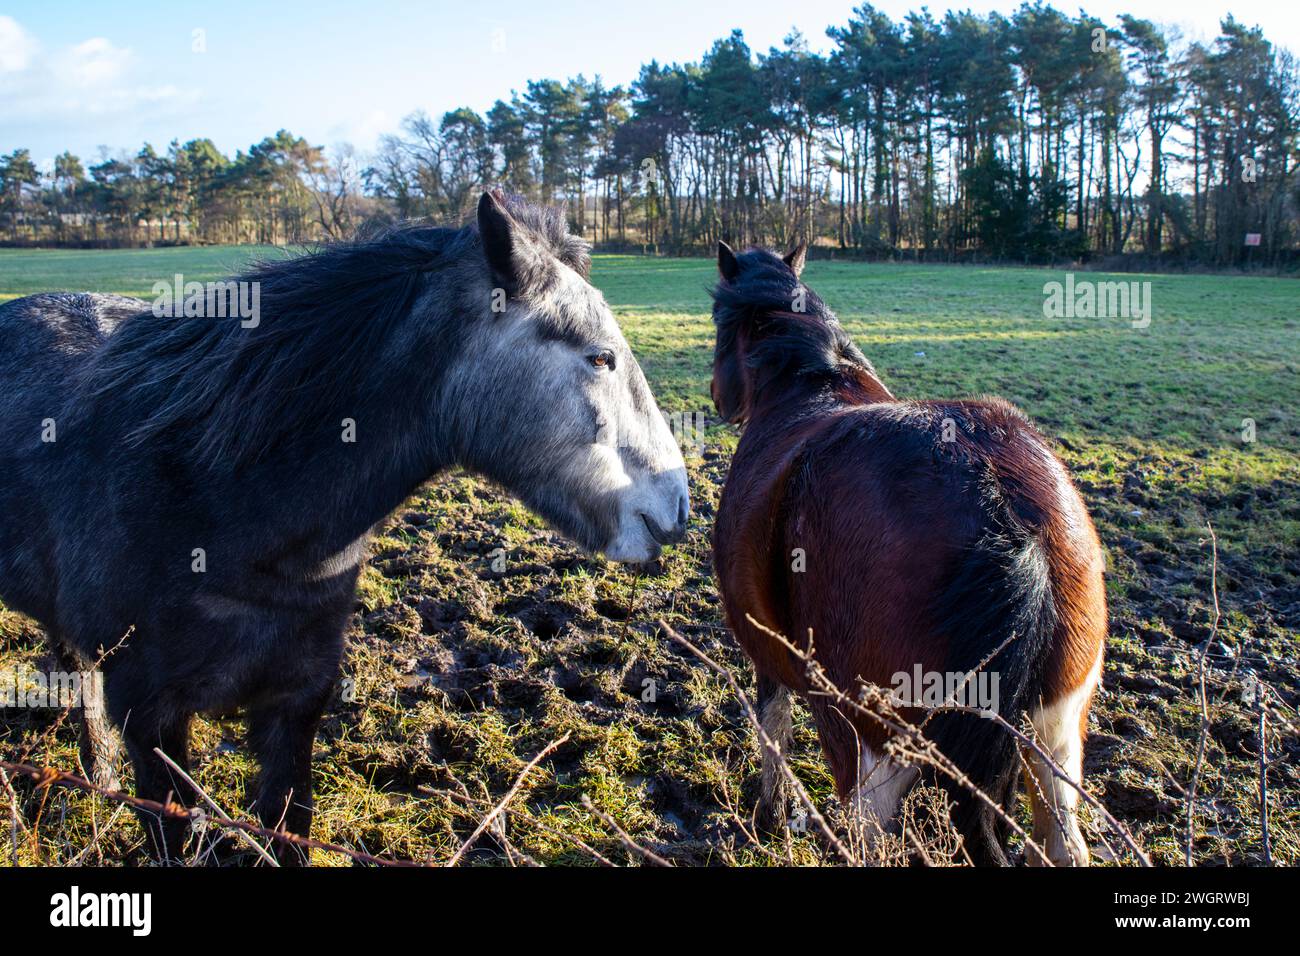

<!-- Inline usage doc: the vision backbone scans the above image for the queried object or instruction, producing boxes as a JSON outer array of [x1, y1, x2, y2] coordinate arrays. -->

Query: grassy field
[[0, 247, 1296, 865]]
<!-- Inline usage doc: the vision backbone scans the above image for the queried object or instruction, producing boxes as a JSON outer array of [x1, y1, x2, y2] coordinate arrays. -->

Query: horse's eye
[[588, 351, 615, 370]]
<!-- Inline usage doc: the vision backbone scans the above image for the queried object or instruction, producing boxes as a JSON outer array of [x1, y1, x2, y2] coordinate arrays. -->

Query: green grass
[[0, 245, 280, 303], [595, 253, 1299, 445], [1, 248, 1296, 866]]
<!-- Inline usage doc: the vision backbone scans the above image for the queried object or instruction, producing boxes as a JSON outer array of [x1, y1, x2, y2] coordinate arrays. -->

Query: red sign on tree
[[1245, 233, 1262, 246]]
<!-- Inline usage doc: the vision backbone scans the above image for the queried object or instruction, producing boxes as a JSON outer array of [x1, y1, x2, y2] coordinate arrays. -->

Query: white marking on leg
[[759, 688, 792, 819], [1026, 650, 1102, 866], [852, 745, 919, 844]]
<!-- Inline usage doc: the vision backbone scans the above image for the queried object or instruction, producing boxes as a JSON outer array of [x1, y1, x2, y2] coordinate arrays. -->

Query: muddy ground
[[8, 432, 1281, 866]]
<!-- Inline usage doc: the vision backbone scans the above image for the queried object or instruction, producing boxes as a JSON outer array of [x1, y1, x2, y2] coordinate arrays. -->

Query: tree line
[[0, 132, 369, 247], [3, 3, 1298, 267]]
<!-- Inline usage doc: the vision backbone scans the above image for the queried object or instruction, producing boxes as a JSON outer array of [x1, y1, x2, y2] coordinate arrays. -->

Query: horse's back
[[0, 291, 143, 440], [772, 396, 1105, 706], [0, 292, 142, 363]]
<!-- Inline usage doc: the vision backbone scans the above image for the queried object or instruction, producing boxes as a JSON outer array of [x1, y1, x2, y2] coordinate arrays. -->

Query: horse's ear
[[783, 242, 807, 278], [717, 241, 740, 282], [478, 190, 545, 297]]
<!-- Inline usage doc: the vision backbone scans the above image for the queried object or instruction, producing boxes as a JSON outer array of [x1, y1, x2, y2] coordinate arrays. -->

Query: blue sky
[[2, 0, 1295, 169]]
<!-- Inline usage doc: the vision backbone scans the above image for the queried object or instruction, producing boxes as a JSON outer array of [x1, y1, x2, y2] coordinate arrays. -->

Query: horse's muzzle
[[641, 497, 688, 546]]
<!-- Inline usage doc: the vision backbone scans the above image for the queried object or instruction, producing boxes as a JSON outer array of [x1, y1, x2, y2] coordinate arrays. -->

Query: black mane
[[711, 247, 875, 387], [74, 193, 587, 468]]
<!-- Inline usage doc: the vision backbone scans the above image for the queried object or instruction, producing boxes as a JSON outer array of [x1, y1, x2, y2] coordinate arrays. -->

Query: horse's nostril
[[676, 494, 689, 534]]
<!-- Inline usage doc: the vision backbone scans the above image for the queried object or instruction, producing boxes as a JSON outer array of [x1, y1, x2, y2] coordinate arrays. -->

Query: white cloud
[[61, 37, 133, 88], [0, 15, 39, 73], [0, 20, 198, 127]]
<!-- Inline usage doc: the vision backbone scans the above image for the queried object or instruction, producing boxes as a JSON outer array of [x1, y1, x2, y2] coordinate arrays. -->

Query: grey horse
[[0, 190, 689, 863]]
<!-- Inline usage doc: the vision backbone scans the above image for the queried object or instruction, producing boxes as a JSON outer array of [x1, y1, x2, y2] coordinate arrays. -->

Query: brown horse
[[710, 243, 1106, 865]]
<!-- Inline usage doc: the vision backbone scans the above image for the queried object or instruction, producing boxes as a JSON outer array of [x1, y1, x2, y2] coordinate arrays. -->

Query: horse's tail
[[925, 520, 1057, 865]]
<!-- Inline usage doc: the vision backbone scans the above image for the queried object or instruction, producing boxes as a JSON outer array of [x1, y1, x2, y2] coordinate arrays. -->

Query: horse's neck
[[748, 363, 893, 431], [236, 365, 452, 572], [833, 363, 894, 405], [717, 405, 827, 638], [724, 373, 894, 599]]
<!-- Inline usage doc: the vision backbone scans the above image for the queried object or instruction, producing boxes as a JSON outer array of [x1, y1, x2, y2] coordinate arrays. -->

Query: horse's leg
[[118, 704, 195, 864], [811, 700, 916, 858], [755, 675, 791, 832], [847, 745, 918, 856], [1024, 655, 1101, 867], [53, 644, 121, 791], [79, 681, 123, 793], [243, 610, 344, 866], [247, 683, 333, 866]]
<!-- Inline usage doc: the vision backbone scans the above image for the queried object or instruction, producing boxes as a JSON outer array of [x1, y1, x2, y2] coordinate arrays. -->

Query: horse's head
[[709, 240, 809, 425], [709, 241, 880, 426], [445, 191, 688, 564]]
